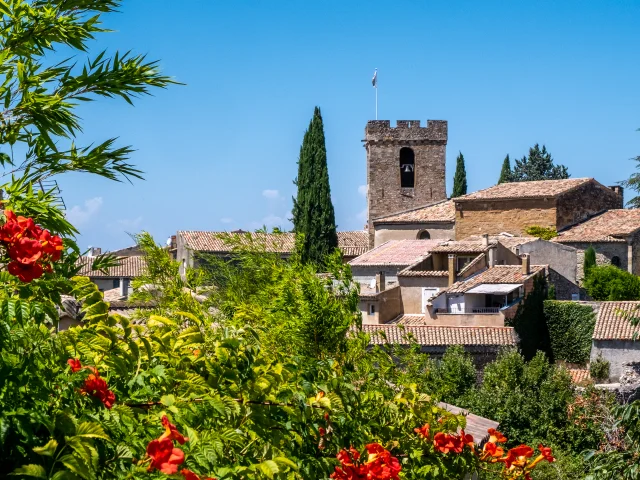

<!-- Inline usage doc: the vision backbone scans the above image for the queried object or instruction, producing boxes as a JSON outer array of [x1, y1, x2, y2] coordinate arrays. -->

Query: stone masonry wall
[[569, 242, 629, 283], [454, 198, 557, 240], [373, 223, 454, 247], [365, 120, 448, 247], [556, 182, 623, 230]]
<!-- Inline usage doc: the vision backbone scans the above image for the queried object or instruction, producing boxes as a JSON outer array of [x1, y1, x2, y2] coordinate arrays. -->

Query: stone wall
[[360, 285, 404, 325], [352, 265, 405, 289], [591, 339, 640, 381], [365, 120, 448, 247], [519, 239, 578, 283], [454, 198, 557, 240], [399, 275, 449, 314], [556, 181, 623, 230], [373, 223, 454, 247], [568, 241, 629, 283], [548, 267, 583, 300]]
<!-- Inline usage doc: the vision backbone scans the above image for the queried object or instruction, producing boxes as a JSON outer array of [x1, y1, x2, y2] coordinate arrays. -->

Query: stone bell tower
[[364, 120, 448, 246]]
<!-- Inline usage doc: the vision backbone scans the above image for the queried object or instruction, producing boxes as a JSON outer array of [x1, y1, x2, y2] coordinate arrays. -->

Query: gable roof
[[554, 210, 640, 243], [373, 200, 455, 224], [178, 231, 368, 257], [445, 265, 545, 294], [455, 178, 593, 202], [593, 301, 640, 340], [430, 240, 489, 254], [349, 239, 441, 267], [361, 324, 517, 347], [77, 255, 146, 278]]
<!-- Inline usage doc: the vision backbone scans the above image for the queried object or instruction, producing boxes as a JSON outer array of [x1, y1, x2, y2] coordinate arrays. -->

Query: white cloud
[[358, 185, 368, 197], [262, 189, 280, 199], [66, 197, 103, 226], [116, 216, 143, 230], [220, 217, 233, 224]]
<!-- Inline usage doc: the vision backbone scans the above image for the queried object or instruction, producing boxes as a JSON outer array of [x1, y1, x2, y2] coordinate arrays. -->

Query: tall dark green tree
[[498, 154, 512, 184], [511, 144, 569, 182], [292, 107, 338, 264], [452, 152, 467, 197], [583, 246, 597, 279]]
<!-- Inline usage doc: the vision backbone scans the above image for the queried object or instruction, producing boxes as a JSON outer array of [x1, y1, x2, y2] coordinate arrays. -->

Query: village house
[[591, 301, 640, 381], [77, 250, 145, 301], [175, 230, 368, 275], [453, 178, 623, 240], [553, 209, 640, 281]]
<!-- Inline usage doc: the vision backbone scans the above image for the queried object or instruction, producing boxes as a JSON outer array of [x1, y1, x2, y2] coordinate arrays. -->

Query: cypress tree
[[583, 246, 597, 279], [498, 154, 512, 184], [452, 152, 467, 198], [292, 106, 338, 265]]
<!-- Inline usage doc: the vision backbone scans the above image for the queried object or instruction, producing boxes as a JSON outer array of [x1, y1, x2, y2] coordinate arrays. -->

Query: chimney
[[482, 234, 489, 247], [375, 271, 386, 293], [89, 247, 101, 257], [521, 253, 530, 275], [119, 277, 126, 298], [609, 185, 624, 208], [488, 246, 496, 267], [448, 254, 457, 286]]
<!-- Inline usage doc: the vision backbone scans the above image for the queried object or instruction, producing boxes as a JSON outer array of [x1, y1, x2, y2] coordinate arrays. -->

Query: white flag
[[372, 69, 377, 87]]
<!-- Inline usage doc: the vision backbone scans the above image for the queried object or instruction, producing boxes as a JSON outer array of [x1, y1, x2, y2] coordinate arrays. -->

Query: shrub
[[583, 265, 640, 300], [544, 301, 596, 364], [524, 225, 558, 240], [547, 284, 556, 300], [590, 354, 611, 382]]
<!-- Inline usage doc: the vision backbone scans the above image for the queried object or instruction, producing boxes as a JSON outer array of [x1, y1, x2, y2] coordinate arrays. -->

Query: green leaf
[[74, 422, 110, 441], [9, 465, 47, 478], [59, 454, 92, 480], [32, 439, 58, 456], [256, 460, 279, 479], [273, 457, 298, 471]]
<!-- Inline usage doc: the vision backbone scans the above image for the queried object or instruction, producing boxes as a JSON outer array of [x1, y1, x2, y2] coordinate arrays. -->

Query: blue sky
[[60, 1, 640, 250]]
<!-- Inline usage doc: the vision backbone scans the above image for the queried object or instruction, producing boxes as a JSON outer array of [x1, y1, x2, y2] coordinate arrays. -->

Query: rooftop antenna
[[372, 68, 378, 120]]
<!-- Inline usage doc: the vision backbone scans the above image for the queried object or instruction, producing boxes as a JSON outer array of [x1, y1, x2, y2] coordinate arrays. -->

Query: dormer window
[[400, 147, 415, 188]]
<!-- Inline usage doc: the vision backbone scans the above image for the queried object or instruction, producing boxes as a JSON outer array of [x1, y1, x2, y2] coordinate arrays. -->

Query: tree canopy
[[452, 152, 467, 197], [511, 144, 569, 182], [622, 128, 640, 208], [498, 155, 512, 184], [292, 107, 338, 265]]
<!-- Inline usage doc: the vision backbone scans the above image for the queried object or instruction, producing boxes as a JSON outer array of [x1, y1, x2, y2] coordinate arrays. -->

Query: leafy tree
[[524, 225, 558, 240], [498, 154, 512, 184], [621, 128, 640, 208], [452, 152, 467, 197], [292, 107, 339, 265], [511, 144, 569, 182], [583, 246, 597, 279], [507, 275, 554, 361], [583, 265, 640, 300]]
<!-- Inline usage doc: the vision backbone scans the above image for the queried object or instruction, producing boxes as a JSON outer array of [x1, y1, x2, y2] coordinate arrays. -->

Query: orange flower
[[319, 427, 326, 436], [67, 358, 82, 373], [538, 444, 555, 463], [460, 430, 474, 448], [488, 428, 507, 444], [482, 442, 504, 458], [414, 423, 430, 439], [81, 373, 116, 409], [433, 432, 464, 454], [147, 437, 184, 474], [8, 260, 43, 282], [502, 445, 534, 469], [160, 415, 189, 445], [331, 444, 401, 480], [180, 469, 216, 480]]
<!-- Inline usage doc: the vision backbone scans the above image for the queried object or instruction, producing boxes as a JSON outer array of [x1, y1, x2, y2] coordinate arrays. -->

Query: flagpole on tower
[[372, 68, 378, 120]]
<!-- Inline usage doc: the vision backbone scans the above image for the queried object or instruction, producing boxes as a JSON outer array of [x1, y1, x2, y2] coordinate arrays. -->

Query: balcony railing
[[434, 307, 501, 314]]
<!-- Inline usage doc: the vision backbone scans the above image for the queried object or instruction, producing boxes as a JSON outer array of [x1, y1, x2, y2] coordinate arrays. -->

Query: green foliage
[[544, 301, 596, 364], [511, 144, 569, 182], [547, 284, 556, 300], [291, 106, 339, 266], [524, 225, 558, 240], [452, 152, 467, 197], [583, 265, 640, 300], [498, 154, 512, 184], [589, 354, 610, 382], [584, 246, 597, 279], [507, 275, 553, 361]]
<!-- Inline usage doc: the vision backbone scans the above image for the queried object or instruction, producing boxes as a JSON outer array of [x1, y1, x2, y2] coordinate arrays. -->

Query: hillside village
[[75, 118, 640, 391]]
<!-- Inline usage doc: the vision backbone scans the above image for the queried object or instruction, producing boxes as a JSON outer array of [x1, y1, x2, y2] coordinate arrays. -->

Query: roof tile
[[554, 210, 640, 243], [361, 324, 517, 346], [349, 239, 441, 267], [455, 178, 592, 202], [373, 200, 455, 224], [593, 301, 640, 340], [446, 265, 545, 294], [77, 256, 146, 278]]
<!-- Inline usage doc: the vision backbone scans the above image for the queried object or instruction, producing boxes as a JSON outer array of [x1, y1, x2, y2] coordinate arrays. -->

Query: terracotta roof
[[446, 265, 545, 294], [77, 256, 146, 278], [349, 239, 441, 267], [398, 269, 448, 278], [373, 200, 455, 224], [388, 314, 430, 325], [568, 368, 591, 384], [437, 402, 499, 443], [554, 210, 640, 243], [593, 301, 640, 340], [455, 178, 593, 202], [362, 324, 517, 346], [431, 241, 489, 253], [178, 231, 368, 256]]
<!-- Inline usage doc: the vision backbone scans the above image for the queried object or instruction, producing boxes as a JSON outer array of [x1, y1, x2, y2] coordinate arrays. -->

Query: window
[[417, 230, 430, 240], [113, 278, 120, 289], [611, 256, 621, 268], [369, 304, 375, 315], [399, 147, 415, 188]]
